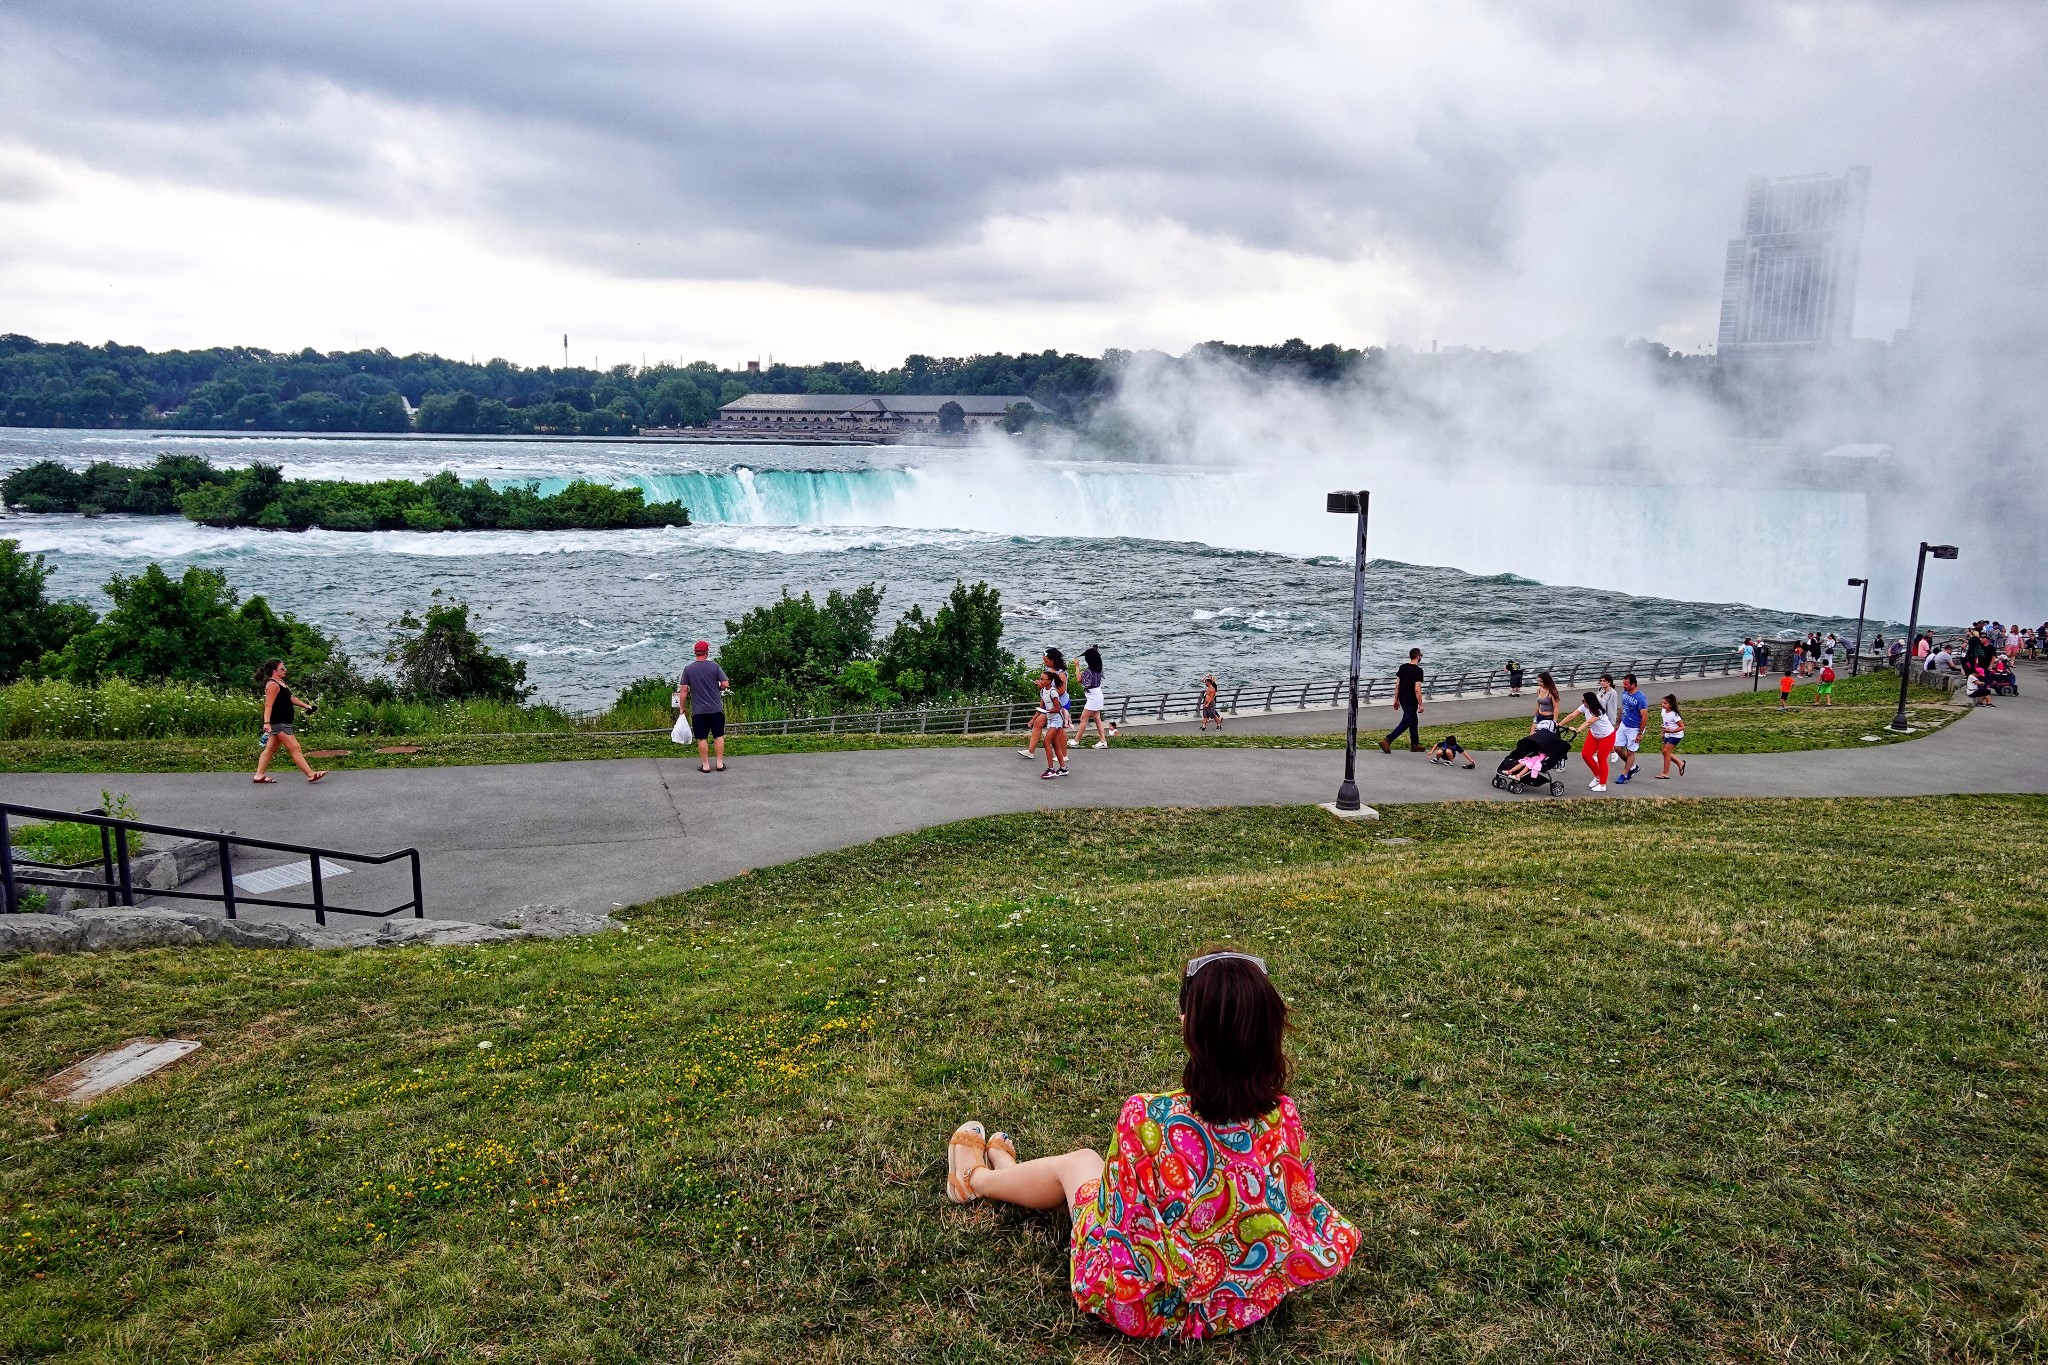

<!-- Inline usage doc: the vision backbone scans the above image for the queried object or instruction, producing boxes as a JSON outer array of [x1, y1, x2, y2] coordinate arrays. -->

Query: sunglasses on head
[[1184, 951, 1266, 979]]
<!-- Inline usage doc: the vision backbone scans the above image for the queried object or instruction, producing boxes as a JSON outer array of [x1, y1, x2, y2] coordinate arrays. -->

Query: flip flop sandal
[[946, 1121, 986, 1203], [252, 776, 277, 783], [307, 772, 326, 784], [714, 762, 726, 771], [986, 1132, 1017, 1167]]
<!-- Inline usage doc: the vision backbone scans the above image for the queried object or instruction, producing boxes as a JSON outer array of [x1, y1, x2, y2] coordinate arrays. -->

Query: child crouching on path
[[944, 951, 1358, 1340]]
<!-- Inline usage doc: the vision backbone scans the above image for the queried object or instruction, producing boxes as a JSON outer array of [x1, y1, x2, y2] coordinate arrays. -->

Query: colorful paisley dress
[[1069, 1091, 1358, 1339]]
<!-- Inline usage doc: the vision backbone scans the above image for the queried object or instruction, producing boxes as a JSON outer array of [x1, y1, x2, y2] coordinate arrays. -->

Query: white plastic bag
[[670, 711, 693, 744]]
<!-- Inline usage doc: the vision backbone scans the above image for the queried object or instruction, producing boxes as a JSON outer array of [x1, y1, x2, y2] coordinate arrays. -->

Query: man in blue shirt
[[1614, 672, 1650, 783]]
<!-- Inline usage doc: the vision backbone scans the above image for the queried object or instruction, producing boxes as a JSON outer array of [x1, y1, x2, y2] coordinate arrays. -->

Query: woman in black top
[[253, 658, 326, 783]]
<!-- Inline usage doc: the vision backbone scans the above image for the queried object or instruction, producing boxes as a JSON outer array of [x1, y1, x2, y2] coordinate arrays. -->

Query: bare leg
[[969, 1148, 1103, 1210], [714, 733, 726, 767], [254, 733, 282, 779], [279, 734, 319, 780], [696, 736, 711, 770]]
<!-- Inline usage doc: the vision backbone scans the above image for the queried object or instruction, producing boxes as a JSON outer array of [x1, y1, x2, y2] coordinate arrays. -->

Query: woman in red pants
[[1564, 689, 1617, 792]]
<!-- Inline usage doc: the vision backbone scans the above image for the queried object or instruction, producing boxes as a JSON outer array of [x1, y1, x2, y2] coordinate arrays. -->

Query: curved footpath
[[6, 673, 2045, 933]]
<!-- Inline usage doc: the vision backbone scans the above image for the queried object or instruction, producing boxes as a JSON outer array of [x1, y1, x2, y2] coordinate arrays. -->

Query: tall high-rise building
[[1716, 166, 1870, 361]]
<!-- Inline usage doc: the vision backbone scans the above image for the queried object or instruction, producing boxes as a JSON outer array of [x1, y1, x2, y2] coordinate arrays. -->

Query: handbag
[[671, 710, 693, 744]]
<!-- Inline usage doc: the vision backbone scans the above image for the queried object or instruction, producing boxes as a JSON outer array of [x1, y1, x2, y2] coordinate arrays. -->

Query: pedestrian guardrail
[[1, 802, 424, 926], [715, 649, 1751, 738]]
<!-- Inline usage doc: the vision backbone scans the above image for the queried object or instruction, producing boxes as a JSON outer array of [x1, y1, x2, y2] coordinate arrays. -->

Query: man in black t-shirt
[[1378, 647, 1426, 753]]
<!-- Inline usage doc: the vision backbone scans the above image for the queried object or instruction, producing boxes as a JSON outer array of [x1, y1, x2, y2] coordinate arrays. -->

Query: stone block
[[0, 914, 85, 956], [374, 919, 527, 948], [489, 903, 618, 938], [63, 909, 209, 951]]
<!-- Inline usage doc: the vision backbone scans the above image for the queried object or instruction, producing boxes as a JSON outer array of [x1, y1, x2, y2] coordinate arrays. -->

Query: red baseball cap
[[694, 639, 710, 655]]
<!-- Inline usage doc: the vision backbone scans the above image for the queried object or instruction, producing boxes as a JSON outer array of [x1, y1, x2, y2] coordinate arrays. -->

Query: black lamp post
[[1891, 542, 1958, 732], [1846, 577, 1869, 678], [1327, 490, 1369, 811]]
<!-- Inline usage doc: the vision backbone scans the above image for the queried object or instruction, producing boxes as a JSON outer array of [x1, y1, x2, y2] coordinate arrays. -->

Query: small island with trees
[[1, 455, 689, 533]]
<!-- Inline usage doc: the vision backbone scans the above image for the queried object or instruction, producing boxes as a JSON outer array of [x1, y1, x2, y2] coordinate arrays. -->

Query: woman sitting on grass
[[945, 950, 1358, 1340]]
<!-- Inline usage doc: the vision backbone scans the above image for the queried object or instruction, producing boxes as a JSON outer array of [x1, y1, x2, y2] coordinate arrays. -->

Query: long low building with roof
[[712, 393, 1042, 437]]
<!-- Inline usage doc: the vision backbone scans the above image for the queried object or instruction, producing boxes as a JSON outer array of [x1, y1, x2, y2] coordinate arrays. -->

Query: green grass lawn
[[0, 675, 1963, 773], [3, 797, 2043, 1362]]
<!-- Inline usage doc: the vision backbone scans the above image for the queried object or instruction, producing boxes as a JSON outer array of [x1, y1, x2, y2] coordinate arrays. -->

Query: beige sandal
[[946, 1121, 986, 1203]]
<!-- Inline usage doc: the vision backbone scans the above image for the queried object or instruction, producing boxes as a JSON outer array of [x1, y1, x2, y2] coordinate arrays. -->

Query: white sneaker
[[1017, 748, 1035, 758], [1589, 782, 1607, 792], [1093, 740, 1108, 749]]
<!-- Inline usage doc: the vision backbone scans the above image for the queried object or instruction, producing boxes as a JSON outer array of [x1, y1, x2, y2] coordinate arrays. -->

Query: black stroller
[[1491, 728, 1569, 796], [1987, 661, 2019, 696]]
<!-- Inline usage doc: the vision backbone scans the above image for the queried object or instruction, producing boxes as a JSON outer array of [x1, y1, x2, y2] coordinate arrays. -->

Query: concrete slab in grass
[[39, 1038, 203, 1104]]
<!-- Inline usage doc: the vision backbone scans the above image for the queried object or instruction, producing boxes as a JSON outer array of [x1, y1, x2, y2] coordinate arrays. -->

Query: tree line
[[1, 456, 689, 532], [0, 334, 1121, 435]]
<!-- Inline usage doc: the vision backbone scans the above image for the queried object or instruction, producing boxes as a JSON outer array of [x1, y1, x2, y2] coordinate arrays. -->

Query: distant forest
[[0, 332, 1720, 437], [0, 334, 1116, 435]]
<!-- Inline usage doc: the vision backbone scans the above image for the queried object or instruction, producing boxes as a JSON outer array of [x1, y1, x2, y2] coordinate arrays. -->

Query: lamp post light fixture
[[1326, 490, 1369, 812], [1891, 542, 1958, 732], [1846, 577, 1869, 678]]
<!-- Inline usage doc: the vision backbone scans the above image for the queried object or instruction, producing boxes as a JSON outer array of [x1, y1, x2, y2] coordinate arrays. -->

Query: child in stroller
[[1491, 728, 1569, 795], [1987, 655, 2018, 696]]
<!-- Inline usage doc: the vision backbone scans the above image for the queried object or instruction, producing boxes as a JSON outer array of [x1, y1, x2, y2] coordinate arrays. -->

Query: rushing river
[[1, 429, 1911, 710]]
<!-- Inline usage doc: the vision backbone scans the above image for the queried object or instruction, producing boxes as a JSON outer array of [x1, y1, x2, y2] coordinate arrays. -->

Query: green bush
[[719, 585, 886, 697], [33, 562, 356, 694], [386, 601, 533, 704], [0, 539, 95, 682]]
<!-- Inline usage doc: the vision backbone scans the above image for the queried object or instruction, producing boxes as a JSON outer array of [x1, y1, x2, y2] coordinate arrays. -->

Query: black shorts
[[691, 710, 727, 739]]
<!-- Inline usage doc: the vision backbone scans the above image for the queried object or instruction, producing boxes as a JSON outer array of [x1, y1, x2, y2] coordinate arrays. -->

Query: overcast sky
[[2, 0, 2043, 368]]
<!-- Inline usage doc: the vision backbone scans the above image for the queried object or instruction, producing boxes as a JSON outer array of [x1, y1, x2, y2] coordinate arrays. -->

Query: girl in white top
[[1657, 694, 1687, 778], [1563, 689, 1617, 791], [1038, 668, 1069, 779], [1074, 645, 1119, 749]]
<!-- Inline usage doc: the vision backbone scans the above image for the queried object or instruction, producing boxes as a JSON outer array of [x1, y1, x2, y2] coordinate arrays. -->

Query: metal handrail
[[698, 648, 1750, 737], [1, 802, 424, 926]]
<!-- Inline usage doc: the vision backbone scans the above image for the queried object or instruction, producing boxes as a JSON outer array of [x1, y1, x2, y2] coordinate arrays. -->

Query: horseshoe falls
[[0, 431, 1913, 709]]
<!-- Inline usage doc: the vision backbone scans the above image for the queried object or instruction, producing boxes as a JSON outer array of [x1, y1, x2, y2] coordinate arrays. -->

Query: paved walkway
[[8, 669, 2043, 931]]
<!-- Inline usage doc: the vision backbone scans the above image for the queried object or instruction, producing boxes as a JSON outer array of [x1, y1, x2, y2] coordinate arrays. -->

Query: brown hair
[[1179, 947, 1288, 1124], [253, 659, 282, 690]]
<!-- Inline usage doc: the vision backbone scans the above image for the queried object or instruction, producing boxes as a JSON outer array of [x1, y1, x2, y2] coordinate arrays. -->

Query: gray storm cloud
[[3, 0, 2044, 338]]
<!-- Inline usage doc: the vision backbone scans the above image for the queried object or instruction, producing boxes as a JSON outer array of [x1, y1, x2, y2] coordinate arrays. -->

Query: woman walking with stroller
[[1657, 694, 1687, 777], [1563, 688, 1617, 792], [1074, 646, 1120, 748], [1531, 671, 1561, 733]]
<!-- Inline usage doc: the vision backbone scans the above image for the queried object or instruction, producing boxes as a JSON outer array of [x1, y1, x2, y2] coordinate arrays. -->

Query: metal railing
[[705, 648, 1751, 738], [1, 802, 424, 926]]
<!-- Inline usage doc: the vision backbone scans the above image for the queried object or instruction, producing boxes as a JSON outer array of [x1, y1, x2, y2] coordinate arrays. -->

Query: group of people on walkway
[[1376, 656, 1686, 790], [1742, 632, 1848, 679], [1525, 669, 1686, 789], [1017, 645, 1121, 780]]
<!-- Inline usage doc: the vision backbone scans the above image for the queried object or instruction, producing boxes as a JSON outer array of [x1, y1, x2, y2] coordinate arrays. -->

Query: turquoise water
[[1, 430, 1914, 709]]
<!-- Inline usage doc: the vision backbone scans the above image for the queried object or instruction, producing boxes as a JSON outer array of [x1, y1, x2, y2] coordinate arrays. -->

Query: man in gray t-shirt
[[679, 639, 732, 772]]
